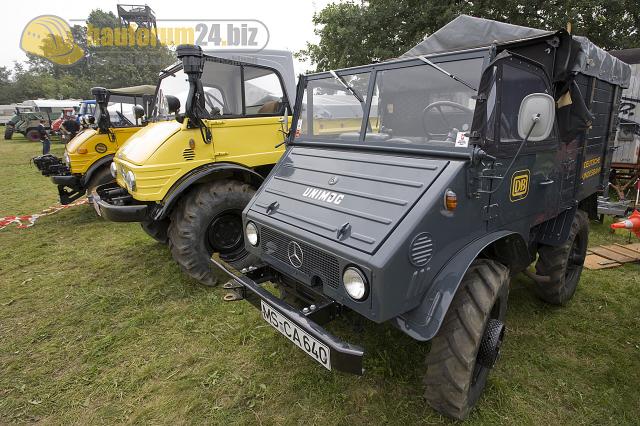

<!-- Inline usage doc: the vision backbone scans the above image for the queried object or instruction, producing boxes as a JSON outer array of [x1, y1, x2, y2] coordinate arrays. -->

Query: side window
[[499, 63, 552, 142], [243, 66, 284, 115]]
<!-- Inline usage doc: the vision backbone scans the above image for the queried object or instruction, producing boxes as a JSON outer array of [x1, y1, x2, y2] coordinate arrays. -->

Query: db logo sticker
[[510, 170, 530, 202], [95, 143, 107, 153]]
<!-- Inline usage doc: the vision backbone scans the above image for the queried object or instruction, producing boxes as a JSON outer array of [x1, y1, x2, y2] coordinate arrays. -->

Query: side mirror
[[165, 95, 180, 114], [133, 105, 145, 120], [518, 93, 555, 142]]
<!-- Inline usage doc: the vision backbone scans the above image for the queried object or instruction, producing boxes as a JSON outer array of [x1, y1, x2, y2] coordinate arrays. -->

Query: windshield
[[95, 96, 145, 128], [297, 57, 484, 148], [79, 102, 95, 116]]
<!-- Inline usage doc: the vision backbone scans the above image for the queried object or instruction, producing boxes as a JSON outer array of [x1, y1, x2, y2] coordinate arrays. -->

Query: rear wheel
[[26, 129, 40, 142], [168, 180, 258, 287], [424, 259, 510, 420], [4, 126, 13, 140], [534, 210, 588, 305], [141, 219, 170, 244]]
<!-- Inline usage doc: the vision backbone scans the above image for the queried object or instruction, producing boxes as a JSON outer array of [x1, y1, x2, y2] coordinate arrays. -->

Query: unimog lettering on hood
[[302, 187, 345, 205]]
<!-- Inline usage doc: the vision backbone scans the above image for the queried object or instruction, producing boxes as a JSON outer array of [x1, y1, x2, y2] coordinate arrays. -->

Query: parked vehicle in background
[[51, 108, 76, 133], [608, 48, 640, 202], [32, 85, 156, 204], [213, 16, 629, 420], [93, 45, 295, 287], [4, 99, 80, 140], [0, 103, 32, 125], [76, 99, 97, 124], [4, 106, 50, 140]]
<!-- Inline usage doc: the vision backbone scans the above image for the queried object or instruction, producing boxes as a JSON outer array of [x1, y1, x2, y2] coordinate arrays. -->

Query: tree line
[[297, 0, 640, 71]]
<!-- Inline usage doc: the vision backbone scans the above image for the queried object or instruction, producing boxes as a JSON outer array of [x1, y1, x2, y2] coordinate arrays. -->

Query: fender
[[392, 231, 528, 342], [152, 162, 265, 220], [80, 154, 114, 186]]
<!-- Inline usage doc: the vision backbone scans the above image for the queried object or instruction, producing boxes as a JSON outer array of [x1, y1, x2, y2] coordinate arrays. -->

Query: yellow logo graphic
[[20, 15, 84, 66], [510, 170, 530, 202]]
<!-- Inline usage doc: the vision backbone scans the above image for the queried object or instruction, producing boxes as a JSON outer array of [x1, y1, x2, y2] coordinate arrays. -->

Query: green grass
[[1, 135, 639, 424]]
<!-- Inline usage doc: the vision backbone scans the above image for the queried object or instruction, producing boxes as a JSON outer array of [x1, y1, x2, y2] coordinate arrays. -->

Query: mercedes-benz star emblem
[[287, 241, 304, 268]]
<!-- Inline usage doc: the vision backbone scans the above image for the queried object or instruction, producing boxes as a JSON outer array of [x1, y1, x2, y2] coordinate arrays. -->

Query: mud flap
[[531, 205, 577, 246]]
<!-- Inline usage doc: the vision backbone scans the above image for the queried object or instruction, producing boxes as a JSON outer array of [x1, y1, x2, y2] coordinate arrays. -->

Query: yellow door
[[208, 116, 287, 168]]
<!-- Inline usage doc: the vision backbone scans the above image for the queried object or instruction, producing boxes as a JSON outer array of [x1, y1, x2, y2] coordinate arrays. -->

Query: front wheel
[[424, 259, 510, 420], [168, 180, 258, 287], [86, 167, 115, 208]]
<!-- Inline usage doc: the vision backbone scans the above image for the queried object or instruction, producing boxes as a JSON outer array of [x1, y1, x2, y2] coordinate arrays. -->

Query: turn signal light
[[444, 189, 457, 211], [78, 148, 88, 154]]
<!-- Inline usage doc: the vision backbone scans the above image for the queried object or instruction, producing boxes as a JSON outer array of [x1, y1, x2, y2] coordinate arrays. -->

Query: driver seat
[[257, 101, 281, 114]]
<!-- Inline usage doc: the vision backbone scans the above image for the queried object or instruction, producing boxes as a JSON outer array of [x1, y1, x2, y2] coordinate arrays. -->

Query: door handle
[[539, 179, 555, 186]]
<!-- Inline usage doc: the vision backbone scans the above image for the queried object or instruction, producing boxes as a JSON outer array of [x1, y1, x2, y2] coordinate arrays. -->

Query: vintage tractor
[[212, 16, 629, 420]]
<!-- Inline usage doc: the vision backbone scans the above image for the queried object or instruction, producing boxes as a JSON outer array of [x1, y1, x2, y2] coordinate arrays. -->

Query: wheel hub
[[477, 319, 505, 368], [207, 212, 243, 253]]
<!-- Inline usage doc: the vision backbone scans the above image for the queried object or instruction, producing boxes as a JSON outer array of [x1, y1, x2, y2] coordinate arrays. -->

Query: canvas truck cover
[[402, 14, 631, 88]]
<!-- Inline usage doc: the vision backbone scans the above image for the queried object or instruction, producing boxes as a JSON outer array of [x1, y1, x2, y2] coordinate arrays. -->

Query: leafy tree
[[299, 0, 640, 72]]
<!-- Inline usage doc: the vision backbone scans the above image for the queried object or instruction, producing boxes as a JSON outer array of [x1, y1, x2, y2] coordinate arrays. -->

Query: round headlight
[[110, 161, 117, 178], [343, 267, 368, 301], [126, 170, 136, 191], [245, 221, 259, 246]]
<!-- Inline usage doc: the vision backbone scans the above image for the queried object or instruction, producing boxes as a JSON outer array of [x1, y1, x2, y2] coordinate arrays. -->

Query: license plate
[[260, 300, 331, 370]]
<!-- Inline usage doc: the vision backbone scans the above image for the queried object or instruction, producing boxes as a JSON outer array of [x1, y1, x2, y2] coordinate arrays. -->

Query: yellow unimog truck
[[33, 85, 156, 204], [93, 45, 295, 286]]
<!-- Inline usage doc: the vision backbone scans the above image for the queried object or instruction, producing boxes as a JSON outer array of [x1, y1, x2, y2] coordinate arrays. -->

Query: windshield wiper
[[417, 56, 477, 91], [330, 70, 364, 103]]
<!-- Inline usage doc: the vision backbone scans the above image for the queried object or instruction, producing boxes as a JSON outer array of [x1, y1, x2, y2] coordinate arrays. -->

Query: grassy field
[[0, 136, 639, 425]]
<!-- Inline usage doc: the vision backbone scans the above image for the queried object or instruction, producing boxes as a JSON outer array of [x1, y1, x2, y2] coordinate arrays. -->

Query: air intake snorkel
[[176, 44, 212, 143], [91, 87, 115, 141]]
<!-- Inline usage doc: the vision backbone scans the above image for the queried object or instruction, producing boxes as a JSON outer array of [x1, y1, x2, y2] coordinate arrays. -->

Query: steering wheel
[[203, 91, 222, 116], [116, 110, 134, 126], [422, 101, 473, 139]]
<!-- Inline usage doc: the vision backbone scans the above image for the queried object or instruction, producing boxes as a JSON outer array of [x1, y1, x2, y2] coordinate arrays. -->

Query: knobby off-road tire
[[26, 129, 40, 142], [534, 210, 589, 305], [168, 180, 258, 287], [424, 259, 510, 420], [140, 219, 170, 244], [4, 126, 13, 140], [86, 167, 115, 208]]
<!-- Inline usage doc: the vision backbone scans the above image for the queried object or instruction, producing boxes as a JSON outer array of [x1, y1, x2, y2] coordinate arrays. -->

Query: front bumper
[[92, 182, 154, 222], [212, 257, 364, 375]]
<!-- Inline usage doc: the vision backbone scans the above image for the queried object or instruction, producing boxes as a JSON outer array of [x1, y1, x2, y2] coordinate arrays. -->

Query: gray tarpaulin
[[403, 15, 631, 88]]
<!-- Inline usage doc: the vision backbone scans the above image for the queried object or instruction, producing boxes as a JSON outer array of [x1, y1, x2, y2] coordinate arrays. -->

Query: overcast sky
[[6, 0, 335, 74]]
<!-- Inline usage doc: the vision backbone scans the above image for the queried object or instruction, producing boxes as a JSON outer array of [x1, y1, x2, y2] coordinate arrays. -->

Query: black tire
[[168, 180, 258, 287], [140, 219, 170, 244], [4, 126, 13, 140], [424, 259, 510, 420], [86, 167, 115, 207], [534, 210, 588, 305], [26, 129, 40, 142]]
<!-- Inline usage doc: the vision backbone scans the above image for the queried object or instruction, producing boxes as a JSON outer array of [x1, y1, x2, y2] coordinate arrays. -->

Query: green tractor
[[4, 106, 51, 141]]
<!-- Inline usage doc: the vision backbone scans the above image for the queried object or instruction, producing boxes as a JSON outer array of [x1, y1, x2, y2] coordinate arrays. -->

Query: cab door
[[208, 63, 288, 168], [485, 57, 562, 231]]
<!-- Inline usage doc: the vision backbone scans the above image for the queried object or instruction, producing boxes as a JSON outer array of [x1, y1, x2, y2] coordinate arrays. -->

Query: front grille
[[183, 148, 195, 161], [261, 227, 341, 288]]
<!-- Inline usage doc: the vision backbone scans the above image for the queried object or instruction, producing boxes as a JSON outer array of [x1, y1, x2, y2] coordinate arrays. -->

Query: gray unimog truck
[[212, 16, 631, 419]]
